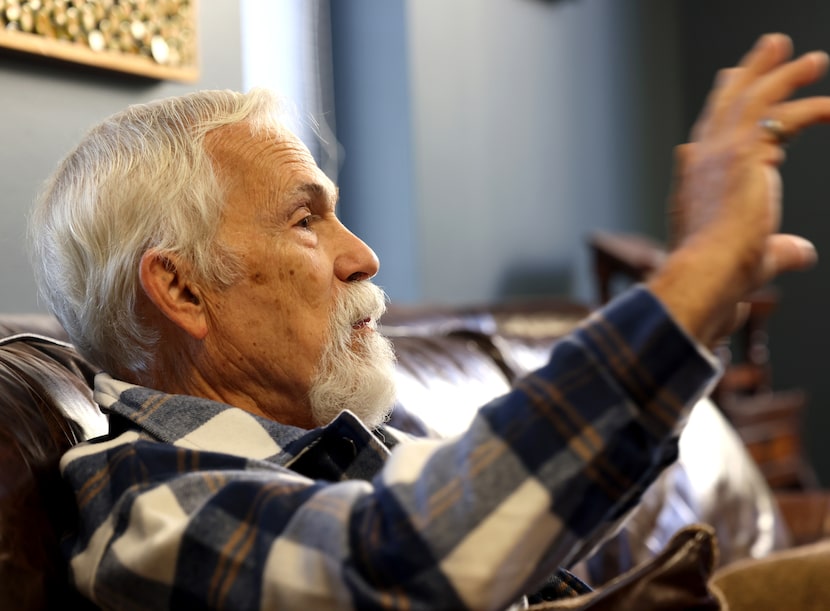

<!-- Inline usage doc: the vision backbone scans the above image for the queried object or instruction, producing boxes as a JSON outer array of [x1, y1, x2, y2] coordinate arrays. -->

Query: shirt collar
[[94, 372, 401, 479]]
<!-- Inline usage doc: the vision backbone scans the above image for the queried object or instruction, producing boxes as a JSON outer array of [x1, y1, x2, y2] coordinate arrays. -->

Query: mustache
[[333, 282, 388, 330]]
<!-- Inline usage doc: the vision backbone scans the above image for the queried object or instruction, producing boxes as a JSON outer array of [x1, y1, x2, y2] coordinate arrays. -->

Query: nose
[[334, 222, 380, 282]]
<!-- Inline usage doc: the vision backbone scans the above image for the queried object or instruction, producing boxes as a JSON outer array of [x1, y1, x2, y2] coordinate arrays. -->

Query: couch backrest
[[381, 298, 591, 437], [0, 333, 105, 610]]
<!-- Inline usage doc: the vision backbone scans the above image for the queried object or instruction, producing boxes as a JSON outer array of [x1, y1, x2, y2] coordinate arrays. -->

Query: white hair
[[28, 88, 296, 376]]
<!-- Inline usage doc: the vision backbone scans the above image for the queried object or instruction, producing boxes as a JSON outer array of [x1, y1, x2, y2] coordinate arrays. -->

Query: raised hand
[[651, 33, 830, 346]]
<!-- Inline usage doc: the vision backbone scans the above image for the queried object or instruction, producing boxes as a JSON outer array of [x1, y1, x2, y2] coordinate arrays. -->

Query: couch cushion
[[526, 523, 723, 610], [709, 537, 830, 611]]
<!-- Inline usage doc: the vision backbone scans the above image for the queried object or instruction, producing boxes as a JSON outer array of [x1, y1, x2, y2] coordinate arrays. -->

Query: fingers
[[693, 34, 793, 140], [720, 33, 794, 100], [757, 96, 830, 145], [748, 50, 830, 113], [762, 234, 818, 280], [692, 34, 830, 143], [657, 35, 823, 346]]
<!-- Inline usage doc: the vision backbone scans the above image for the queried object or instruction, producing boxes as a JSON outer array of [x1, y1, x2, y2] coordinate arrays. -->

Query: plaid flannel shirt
[[61, 286, 720, 610]]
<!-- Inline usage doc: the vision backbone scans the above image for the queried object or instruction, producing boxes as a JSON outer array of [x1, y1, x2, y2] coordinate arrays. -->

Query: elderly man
[[28, 34, 830, 609]]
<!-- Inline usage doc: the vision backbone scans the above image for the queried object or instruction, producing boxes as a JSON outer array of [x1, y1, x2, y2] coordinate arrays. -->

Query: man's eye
[[298, 215, 313, 229]]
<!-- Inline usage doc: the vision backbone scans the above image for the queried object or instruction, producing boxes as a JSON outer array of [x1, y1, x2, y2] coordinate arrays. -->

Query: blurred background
[[2, 0, 830, 481]]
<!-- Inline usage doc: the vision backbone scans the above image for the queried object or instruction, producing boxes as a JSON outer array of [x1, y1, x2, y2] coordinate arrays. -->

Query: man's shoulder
[[90, 373, 312, 462]]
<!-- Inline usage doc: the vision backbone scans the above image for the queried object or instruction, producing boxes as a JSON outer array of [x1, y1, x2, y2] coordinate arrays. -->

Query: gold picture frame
[[0, 0, 199, 82]]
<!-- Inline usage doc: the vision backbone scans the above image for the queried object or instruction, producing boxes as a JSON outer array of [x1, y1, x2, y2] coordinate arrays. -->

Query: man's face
[[198, 123, 396, 429]]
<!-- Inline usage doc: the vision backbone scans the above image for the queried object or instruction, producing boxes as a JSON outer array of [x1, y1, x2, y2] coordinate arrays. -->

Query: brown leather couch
[[0, 302, 816, 609]]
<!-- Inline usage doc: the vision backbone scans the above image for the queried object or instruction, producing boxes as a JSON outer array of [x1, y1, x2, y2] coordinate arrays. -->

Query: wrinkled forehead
[[207, 122, 331, 185], [204, 121, 336, 214], [205, 121, 315, 167]]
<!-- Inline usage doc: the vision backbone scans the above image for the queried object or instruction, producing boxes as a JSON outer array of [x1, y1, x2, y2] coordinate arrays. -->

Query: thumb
[[763, 234, 818, 280]]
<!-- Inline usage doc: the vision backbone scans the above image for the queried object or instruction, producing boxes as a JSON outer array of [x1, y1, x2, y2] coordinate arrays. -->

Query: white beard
[[308, 282, 398, 429]]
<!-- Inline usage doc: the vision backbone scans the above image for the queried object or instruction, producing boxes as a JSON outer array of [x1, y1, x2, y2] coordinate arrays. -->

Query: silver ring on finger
[[758, 117, 791, 146]]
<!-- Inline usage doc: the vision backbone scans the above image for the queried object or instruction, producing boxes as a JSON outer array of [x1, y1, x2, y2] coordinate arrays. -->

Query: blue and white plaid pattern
[[61, 286, 720, 610]]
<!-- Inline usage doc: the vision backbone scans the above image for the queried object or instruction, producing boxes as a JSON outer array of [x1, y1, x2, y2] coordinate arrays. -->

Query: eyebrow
[[266, 180, 340, 222], [291, 182, 339, 208]]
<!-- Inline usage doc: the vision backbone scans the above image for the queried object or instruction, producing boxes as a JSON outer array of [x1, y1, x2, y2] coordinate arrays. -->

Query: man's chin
[[308, 339, 398, 429]]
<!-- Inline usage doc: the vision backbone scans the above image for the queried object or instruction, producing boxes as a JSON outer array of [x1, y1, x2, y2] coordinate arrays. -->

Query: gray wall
[[331, 0, 684, 307], [0, 2, 243, 313], [407, 0, 683, 305], [329, 0, 421, 303]]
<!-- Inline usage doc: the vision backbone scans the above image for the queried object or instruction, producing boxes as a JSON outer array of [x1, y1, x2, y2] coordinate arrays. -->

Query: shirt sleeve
[[60, 286, 721, 611]]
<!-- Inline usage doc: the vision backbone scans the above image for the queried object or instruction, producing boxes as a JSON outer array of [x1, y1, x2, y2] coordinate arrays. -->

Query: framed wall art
[[0, 0, 199, 82]]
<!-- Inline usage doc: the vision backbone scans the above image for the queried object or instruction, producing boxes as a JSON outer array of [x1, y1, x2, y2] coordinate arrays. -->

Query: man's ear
[[139, 249, 208, 340]]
